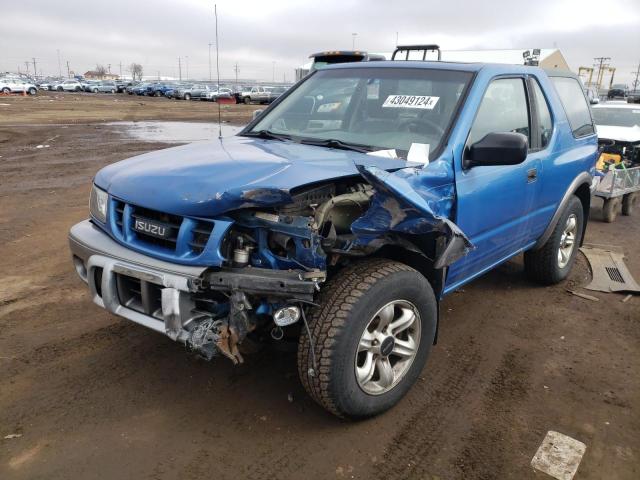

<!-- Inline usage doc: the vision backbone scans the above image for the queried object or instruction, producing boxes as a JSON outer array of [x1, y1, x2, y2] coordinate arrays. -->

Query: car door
[[445, 76, 543, 290]]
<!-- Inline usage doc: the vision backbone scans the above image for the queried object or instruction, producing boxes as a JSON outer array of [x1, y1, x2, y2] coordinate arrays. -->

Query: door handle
[[527, 168, 538, 183]]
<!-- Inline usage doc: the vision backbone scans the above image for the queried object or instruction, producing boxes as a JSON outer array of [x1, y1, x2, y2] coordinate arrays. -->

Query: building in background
[[83, 71, 119, 80]]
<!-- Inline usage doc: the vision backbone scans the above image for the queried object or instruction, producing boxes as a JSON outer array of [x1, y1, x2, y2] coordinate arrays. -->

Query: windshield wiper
[[242, 130, 292, 141], [298, 138, 373, 153]]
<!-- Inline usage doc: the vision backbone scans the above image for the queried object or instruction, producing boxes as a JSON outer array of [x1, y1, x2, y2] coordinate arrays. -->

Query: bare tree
[[129, 63, 143, 81], [95, 64, 107, 76]]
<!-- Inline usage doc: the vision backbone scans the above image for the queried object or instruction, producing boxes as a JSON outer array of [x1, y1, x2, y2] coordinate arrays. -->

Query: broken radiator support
[[186, 291, 255, 364]]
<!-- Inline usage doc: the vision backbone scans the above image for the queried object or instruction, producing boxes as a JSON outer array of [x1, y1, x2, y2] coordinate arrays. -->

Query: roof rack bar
[[392, 44, 441, 61]]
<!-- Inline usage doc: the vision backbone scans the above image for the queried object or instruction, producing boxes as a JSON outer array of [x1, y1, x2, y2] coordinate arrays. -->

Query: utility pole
[[395, 31, 399, 46], [234, 62, 239, 85], [593, 56, 611, 91], [185, 56, 189, 80], [57, 49, 62, 77], [107, 63, 111, 74], [208, 43, 214, 81], [24, 61, 30, 75], [32, 58, 37, 78], [66, 61, 71, 78], [178, 57, 182, 81], [352, 32, 357, 50], [632, 61, 640, 91]]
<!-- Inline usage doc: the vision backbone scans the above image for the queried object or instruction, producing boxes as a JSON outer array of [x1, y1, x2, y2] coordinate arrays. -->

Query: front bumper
[[69, 220, 320, 348], [70, 220, 208, 341]]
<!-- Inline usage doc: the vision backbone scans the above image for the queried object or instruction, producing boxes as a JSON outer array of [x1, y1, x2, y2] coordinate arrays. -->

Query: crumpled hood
[[596, 124, 640, 143], [95, 135, 408, 217]]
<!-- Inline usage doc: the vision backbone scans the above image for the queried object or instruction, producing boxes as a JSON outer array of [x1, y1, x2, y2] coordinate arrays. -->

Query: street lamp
[[352, 33, 357, 50]]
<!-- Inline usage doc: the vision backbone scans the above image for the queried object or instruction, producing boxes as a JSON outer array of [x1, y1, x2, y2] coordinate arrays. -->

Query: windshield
[[248, 67, 472, 159], [593, 107, 640, 128]]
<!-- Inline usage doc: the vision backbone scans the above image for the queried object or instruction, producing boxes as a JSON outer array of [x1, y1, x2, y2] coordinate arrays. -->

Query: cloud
[[1, 0, 638, 84]]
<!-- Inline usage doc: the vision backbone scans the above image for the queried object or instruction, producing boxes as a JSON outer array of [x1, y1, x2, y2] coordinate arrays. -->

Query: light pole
[[352, 33, 357, 50], [208, 43, 213, 81]]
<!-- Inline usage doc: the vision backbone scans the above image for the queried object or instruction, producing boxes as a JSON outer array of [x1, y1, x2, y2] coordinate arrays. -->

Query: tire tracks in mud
[[377, 337, 484, 480]]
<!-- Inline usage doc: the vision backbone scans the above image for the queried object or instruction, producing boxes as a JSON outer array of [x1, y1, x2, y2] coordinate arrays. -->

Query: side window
[[550, 77, 594, 137], [532, 80, 553, 149], [467, 78, 530, 147]]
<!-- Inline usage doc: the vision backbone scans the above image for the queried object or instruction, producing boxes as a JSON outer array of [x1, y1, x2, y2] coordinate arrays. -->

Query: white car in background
[[56, 80, 83, 92], [0, 78, 38, 95], [592, 102, 640, 165]]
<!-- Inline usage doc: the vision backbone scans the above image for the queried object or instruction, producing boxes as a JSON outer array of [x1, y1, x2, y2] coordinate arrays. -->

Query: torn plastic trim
[[352, 160, 474, 268]]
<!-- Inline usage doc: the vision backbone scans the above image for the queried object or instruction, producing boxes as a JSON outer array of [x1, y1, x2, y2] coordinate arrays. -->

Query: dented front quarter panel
[[352, 155, 474, 268]]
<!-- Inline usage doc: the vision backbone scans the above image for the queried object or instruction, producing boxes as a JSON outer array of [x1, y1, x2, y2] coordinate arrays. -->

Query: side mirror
[[464, 132, 528, 169]]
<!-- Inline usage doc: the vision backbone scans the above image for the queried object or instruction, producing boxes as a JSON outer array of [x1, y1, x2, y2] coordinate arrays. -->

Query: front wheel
[[1, 87, 10, 94], [184, 93, 191, 100], [243, 96, 251, 104], [28, 87, 37, 95], [298, 259, 437, 419], [525, 195, 584, 285]]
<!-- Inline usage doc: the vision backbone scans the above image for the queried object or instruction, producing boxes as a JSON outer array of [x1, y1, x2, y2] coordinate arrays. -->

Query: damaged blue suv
[[69, 56, 597, 418]]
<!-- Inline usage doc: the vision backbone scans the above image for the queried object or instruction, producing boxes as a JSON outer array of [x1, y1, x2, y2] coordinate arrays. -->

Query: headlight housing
[[90, 184, 108, 223]]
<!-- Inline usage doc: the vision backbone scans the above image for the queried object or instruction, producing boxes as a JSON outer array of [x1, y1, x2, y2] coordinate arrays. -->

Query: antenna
[[215, 4, 222, 139]]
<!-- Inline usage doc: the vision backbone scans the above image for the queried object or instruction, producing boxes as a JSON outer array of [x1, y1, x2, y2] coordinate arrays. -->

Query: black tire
[[28, 87, 37, 95], [1, 87, 10, 94], [524, 195, 584, 285], [243, 96, 251, 104], [57, 86, 63, 92], [298, 258, 437, 419], [602, 197, 620, 222], [111, 89, 116, 94], [622, 193, 637, 216], [184, 93, 191, 101], [75, 86, 81, 92], [92, 88, 98, 93]]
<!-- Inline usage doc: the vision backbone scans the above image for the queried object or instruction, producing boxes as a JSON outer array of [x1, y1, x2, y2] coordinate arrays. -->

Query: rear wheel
[[298, 259, 437, 419], [1, 87, 9, 94], [603, 197, 620, 222], [28, 87, 37, 95], [525, 195, 584, 285], [111, 89, 116, 94], [243, 96, 251, 104], [622, 193, 637, 216], [75, 86, 81, 92], [184, 93, 191, 100]]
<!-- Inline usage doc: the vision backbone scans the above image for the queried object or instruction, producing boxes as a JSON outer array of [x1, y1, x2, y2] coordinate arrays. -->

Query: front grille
[[131, 205, 181, 251], [109, 200, 215, 258]]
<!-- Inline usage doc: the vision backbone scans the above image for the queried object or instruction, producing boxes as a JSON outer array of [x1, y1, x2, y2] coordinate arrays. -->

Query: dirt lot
[[1, 92, 639, 480]]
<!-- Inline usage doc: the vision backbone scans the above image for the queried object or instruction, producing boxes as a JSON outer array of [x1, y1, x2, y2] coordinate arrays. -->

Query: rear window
[[551, 77, 595, 137]]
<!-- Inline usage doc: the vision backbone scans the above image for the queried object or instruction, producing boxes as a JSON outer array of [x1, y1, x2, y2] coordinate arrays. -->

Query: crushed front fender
[[352, 159, 474, 268]]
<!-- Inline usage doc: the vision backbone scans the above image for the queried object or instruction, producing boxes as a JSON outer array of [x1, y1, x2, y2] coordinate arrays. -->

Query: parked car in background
[[132, 83, 153, 95], [204, 87, 233, 101], [608, 84, 628, 99], [116, 80, 134, 93], [189, 84, 218, 100], [38, 78, 60, 91], [57, 80, 83, 92], [83, 80, 101, 92], [148, 83, 176, 97], [172, 84, 197, 100], [241, 85, 270, 104], [592, 103, 640, 166], [0, 78, 38, 95], [90, 81, 118, 93], [627, 90, 640, 104], [126, 82, 141, 94], [68, 59, 598, 419]]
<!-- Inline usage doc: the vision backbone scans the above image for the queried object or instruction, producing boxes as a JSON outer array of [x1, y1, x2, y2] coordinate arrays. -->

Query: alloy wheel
[[355, 300, 421, 395]]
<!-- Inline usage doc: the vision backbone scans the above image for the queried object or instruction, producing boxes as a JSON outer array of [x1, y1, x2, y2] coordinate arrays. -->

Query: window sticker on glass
[[317, 102, 342, 113], [382, 95, 439, 109]]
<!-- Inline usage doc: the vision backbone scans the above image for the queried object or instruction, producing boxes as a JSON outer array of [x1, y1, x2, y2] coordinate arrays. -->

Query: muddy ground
[[1, 92, 638, 479]]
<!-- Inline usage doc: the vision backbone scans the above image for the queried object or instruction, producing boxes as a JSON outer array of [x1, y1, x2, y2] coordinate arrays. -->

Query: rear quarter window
[[551, 77, 595, 137]]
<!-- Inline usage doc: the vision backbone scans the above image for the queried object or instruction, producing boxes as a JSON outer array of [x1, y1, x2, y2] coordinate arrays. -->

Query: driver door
[[446, 77, 542, 289]]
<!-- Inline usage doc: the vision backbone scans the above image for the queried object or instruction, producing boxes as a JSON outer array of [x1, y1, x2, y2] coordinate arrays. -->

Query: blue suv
[[69, 56, 597, 418]]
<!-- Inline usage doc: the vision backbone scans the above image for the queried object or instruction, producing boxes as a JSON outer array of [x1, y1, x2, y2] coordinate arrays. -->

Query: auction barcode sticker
[[382, 95, 439, 109]]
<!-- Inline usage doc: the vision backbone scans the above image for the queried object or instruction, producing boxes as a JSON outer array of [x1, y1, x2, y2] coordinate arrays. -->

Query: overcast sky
[[1, 0, 638, 85]]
